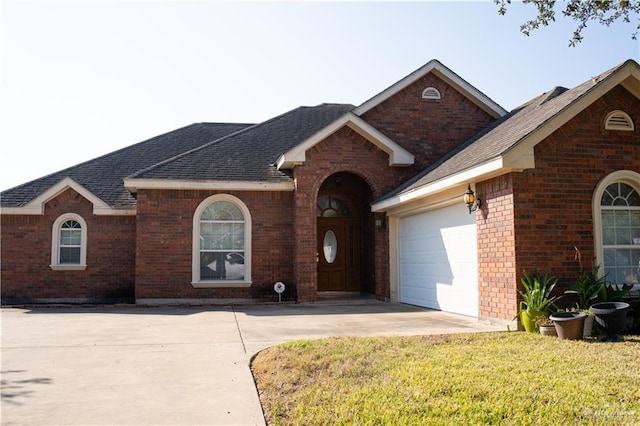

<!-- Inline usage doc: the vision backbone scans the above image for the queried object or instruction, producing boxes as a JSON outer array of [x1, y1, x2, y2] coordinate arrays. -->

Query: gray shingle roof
[[1, 103, 354, 209], [1, 123, 251, 209], [378, 61, 627, 202], [128, 103, 355, 182]]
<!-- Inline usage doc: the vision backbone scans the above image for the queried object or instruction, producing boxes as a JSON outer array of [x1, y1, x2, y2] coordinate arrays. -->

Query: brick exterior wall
[[292, 127, 410, 302], [476, 175, 518, 321], [1, 189, 136, 303], [134, 189, 294, 301], [361, 73, 496, 173], [477, 85, 640, 321]]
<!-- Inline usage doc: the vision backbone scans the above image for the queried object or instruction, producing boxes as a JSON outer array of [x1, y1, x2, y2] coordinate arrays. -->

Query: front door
[[317, 194, 360, 292]]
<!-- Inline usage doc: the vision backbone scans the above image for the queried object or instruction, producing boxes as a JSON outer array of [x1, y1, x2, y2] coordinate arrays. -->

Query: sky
[[1, 1, 639, 191]]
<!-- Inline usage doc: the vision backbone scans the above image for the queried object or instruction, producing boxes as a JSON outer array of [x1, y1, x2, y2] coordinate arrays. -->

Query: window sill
[[50, 265, 87, 271], [191, 281, 252, 289]]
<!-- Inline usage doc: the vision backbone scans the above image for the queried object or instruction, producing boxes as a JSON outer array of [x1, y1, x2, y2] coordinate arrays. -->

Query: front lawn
[[251, 332, 640, 425]]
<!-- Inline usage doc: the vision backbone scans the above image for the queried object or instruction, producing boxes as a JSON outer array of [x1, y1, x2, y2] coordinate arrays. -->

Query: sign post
[[274, 281, 285, 302]]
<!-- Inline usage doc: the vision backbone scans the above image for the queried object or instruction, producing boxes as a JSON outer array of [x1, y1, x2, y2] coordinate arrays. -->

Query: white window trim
[[191, 194, 252, 288], [50, 213, 87, 271], [592, 170, 640, 276]]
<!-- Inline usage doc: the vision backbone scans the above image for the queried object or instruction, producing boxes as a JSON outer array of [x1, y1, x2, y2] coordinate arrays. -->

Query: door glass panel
[[323, 230, 338, 264]]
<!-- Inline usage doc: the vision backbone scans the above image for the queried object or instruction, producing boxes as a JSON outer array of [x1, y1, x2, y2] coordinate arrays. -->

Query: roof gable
[[0, 177, 121, 215], [276, 112, 414, 169], [354, 59, 507, 119], [373, 59, 640, 212]]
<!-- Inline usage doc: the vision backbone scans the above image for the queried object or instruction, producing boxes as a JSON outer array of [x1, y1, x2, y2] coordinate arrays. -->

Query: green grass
[[251, 332, 640, 425]]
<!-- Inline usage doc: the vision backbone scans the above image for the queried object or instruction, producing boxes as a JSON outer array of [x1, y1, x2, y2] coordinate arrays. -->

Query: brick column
[[477, 175, 518, 321]]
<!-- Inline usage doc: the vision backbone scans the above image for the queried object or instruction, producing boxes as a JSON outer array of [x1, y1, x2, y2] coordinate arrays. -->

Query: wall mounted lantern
[[463, 184, 481, 214]]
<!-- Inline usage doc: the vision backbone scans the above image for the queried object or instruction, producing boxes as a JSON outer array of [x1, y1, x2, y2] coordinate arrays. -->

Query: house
[[2, 59, 639, 325]]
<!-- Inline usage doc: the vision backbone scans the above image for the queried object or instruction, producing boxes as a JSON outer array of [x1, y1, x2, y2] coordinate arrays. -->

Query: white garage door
[[399, 204, 478, 317]]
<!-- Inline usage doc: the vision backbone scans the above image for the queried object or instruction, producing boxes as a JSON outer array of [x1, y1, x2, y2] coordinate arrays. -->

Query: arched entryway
[[316, 172, 375, 295]]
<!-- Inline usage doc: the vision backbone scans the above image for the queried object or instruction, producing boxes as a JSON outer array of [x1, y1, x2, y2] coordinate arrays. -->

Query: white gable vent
[[605, 110, 634, 131], [422, 87, 441, 100]]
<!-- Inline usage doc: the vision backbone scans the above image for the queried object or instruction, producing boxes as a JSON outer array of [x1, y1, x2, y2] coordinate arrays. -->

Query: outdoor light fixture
[[375, 213, 386, 229], [463, 184, 481, 214]]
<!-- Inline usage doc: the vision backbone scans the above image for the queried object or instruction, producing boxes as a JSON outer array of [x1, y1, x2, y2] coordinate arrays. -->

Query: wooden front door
[[317, 194, 360, 292]]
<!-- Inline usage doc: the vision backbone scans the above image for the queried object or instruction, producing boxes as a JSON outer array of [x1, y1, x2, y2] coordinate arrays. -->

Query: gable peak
[[353, 59, 506, 118]]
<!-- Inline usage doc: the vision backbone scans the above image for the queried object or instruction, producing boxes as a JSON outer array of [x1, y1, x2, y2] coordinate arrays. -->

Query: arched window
[[51, 213, 87, 270], [317, 194, 353, 217], [192, 194, 251, 288], [594, 171, 640, 287]]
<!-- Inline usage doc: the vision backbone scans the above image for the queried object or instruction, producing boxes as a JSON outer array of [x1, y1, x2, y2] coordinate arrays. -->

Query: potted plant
[[564, 265, 606, 337], [589, 301, 631, 342], [536, 316, 557, 337], [550, 310, 587, 340], [515, 270, 563, 333]]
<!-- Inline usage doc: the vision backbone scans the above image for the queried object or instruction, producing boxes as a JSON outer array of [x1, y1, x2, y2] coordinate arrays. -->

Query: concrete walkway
[[1, 302, 504, 425]]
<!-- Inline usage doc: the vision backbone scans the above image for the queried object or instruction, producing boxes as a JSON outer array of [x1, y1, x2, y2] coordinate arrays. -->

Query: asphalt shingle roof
[[128, 103, 355, 182], [1, 103, 354, 209], [1, 123, 252, 209]]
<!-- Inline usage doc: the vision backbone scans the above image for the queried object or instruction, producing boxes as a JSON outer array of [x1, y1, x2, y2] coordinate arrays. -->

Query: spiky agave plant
[[518, 270, 563, 314]]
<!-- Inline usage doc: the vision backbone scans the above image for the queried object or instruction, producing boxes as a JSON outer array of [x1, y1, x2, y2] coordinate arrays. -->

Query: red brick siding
[[477, 175, 518, 320], [134, 189, 294, 300], [477, 85, 639, 320], [512, 85, 640, 295], [1, 189, 136, 302], [361, 73, 496, 173]]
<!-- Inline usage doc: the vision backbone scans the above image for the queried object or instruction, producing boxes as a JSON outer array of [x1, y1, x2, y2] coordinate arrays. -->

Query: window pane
[[317, 196, 329, 211], [202, 201, 243, 221], [200, 251, 244, 280], [615, 227, 631, 245], [231, 223, 244, 250], [60, 247, 80, 264], [602, 226, 616, 245], [601, 211, 614, 226], [61, 220, 81, 229], [601, 190, 614, 206], [614, 210, 630, 227]]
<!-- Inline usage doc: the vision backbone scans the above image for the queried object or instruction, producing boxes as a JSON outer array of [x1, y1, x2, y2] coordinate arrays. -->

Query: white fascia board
[[371, 158, 506, 212], [124, 179, 295, 192], [354, 60, 507, 118], [278, 112, 414, 169], [0, 177, 134, 216]]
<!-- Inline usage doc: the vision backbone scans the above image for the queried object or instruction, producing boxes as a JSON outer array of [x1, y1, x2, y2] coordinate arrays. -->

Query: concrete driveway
[[1, 302, 503, 425]]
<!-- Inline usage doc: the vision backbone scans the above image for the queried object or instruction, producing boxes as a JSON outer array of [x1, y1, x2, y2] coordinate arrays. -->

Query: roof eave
[[371, 157, 528, 213], [124, 178, 295, 192]]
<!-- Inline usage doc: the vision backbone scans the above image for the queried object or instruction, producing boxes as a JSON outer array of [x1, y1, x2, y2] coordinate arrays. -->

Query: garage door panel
[[399, 204, 478, 317]]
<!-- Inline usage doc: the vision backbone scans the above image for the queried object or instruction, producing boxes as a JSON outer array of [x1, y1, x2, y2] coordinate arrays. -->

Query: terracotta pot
[[550, 311, 586, 340], [589, 302, 630, 342]]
